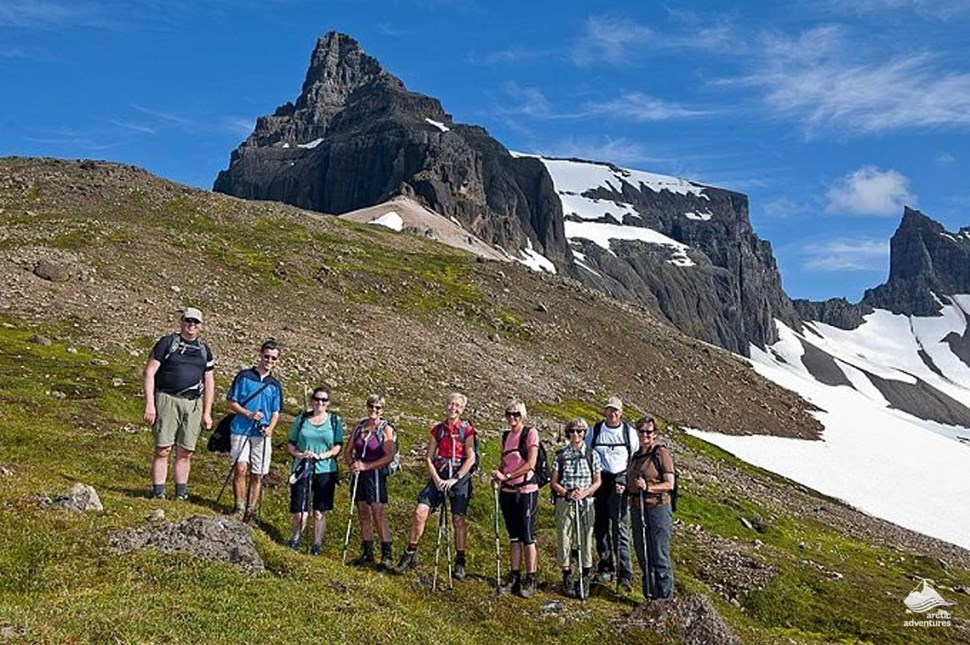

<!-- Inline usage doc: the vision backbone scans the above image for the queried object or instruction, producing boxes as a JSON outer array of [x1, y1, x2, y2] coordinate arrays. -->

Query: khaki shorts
[[153, 392, 203, 451], [230, 433, 272, 476]]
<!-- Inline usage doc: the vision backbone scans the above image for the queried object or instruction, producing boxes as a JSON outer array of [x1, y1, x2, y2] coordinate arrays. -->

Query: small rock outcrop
[[111, 515, 264, 573], [628, 594, 739, 645], [54, 483, 103, 512]]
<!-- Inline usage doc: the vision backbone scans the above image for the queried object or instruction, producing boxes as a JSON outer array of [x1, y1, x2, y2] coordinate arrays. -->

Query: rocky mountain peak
[[296, 31, 399, 113], [862, 207, 970, 316]]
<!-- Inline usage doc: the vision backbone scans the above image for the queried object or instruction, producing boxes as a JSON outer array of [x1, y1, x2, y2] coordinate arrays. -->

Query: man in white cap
[[585, 395, 639, 593], [143, 307, 215, 500]]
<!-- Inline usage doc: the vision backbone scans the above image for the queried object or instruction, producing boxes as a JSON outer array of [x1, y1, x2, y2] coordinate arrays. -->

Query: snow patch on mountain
[[690, 303, 970, 550], [565, 220, 695, 267]]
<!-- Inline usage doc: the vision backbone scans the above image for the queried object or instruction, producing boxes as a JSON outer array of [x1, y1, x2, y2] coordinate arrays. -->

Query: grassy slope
[[1, 158, 969, 644]]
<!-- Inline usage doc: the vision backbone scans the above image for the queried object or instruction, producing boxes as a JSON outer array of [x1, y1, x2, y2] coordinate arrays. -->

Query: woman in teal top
[[285, 386, 343, 555]]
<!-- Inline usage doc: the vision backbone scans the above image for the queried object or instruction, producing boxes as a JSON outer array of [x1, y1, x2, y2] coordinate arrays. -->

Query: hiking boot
[[562, 571, 577, 598], [593, 569, 613, 584], [151, 490, 165, 500], [519, 573, 537, 598], [502, 571, 521, 595], [286, 538, 299, 551], [377, 543, 393, 571], [618, 578, 633, 594], [452, 562, 466, 580], [175, 492, 190, 501], [242, 509, 257, 526], [393, 550, 416, 574], [310, 543, 322, 556], [351, 543, 375, 566]]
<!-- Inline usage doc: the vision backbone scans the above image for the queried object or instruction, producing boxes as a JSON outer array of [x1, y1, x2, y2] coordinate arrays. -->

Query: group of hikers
[[144, 308, 676, 601]]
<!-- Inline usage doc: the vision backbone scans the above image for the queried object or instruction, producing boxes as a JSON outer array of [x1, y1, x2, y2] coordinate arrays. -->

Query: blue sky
[[2, 0, 969, 302]]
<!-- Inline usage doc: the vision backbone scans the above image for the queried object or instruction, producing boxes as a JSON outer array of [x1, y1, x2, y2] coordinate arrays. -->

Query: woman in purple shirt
[[346, 394, 396, 568]]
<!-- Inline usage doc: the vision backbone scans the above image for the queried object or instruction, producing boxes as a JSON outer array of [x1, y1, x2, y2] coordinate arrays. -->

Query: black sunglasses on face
[[566, 428, 583, 435], [182, 319, 201, 325], [505, 411, 522, 418], [262, 354, 279, 361], [638, 429, 656, 435], [367, 404, 383, 410], [312, 397, 329, 403]]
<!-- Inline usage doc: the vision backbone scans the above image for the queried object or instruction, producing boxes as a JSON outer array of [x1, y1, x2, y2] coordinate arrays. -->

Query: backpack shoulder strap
[[160, 333, 181, 364], [623, 422, 632, 457], [591, 421, 603, 447]]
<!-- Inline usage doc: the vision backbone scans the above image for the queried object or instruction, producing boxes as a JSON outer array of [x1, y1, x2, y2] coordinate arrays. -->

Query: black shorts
[[289, 471, 337, 513], [500, 490, 538, 545], [417, 476, 472, 515], [352, 468, 389, 504]]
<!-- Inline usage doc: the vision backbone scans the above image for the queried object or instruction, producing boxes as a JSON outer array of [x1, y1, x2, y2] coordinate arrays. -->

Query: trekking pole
[[493, 486, 501, 594], [640, 490, 652, 600], [216, 435, 245, 507], [342, 471, 360, 565], [613, 489, 621, 596], [574, 497, 585, 601], [432, 502, 445, 591], [303, 457, 315, 536], [243, 434, 254, 515], [444, 494, 453, 589]]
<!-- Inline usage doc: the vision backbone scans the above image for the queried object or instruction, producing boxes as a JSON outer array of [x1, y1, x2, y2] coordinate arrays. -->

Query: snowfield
[[690, 302, 970, 550]]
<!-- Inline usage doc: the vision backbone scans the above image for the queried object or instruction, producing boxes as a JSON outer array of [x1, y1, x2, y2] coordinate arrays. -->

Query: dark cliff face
[[214, 32, 568, 270], [214, 32, 800, 356], [563, 175, 800, 354], [862, 207, 970, 316]]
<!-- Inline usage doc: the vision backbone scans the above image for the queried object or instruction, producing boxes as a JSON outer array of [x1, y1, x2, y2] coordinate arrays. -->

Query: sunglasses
[[566, 428, 584, 435], [367, 404, 383, 410], [182, 318, 201, 325], [637, 429, 656, 435], [312, 397, 329, 403], [505, 411, 522, 418], [261, 354, 279, 361]]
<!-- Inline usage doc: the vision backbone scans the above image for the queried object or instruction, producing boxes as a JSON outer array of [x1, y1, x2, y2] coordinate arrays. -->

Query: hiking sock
[[174, 484, 187, 498], [407, 543, 418, 552], [151, 484, 165, 498], [352, 540, 375, 564], [455, 550, 466, 565], [381, 541, 393, 560]]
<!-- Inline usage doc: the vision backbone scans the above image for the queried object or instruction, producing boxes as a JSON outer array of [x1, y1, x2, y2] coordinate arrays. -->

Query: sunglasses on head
[[312, 396, 329, 403], [505, 411, 522, 418]]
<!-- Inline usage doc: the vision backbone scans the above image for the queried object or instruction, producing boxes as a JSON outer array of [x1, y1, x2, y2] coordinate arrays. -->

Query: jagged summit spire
[[296, 32, 399, 111]]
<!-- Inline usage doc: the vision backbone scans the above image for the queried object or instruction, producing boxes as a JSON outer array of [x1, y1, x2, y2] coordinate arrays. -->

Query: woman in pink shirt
[[490, 399, 540, 598]]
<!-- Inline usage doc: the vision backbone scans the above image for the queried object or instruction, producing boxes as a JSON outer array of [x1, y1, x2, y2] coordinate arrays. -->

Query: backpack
[[591, 421, 633, 460], [502, 426, 551, 488], [355, 419, 400, 476], [207, 379, 272, 453], [435, 420, 479, 475]]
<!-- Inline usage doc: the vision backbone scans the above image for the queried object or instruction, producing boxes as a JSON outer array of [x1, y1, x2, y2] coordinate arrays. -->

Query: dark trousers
[[631, 500, 674, 599], [592, 471, 633, 581]]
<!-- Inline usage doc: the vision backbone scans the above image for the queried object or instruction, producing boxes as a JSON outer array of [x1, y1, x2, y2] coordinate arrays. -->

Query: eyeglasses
[[637, 429, 656, 435], [566, 428, 584, 435], [367, 404, 383, 410], [505, 411, 522, 418], [261, 354, 279, 361], [312, 397, 329, 403], [182, 319, 201, 325]]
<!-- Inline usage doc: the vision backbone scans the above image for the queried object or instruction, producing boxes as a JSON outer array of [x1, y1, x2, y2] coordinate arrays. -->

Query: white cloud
[[801, 238, 889, 271], [572, 15, 654, 65], [826, 166, 914, 216], [740, 25, 970, 134], [584, 92, 709, 121], [819, 0, 970, 20], [501, 82, 555, 118], [539, 136, 651, 166], [935, 152, 955, 165], [0, 1, 117, 29]]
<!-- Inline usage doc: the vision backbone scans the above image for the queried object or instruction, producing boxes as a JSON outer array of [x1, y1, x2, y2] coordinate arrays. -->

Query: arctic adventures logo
[[903, 579, 955, 629]]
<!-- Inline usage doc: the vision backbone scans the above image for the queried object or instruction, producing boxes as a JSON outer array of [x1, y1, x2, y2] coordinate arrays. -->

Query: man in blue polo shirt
[[227, 339, 283, 523]]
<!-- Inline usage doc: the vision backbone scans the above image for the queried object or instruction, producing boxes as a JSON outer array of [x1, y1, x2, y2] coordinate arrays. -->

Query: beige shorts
[[230, 433, 272, 476], [153, 392, 203, 451]]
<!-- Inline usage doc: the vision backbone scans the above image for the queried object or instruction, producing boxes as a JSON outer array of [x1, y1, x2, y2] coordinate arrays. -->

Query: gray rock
[[55, 483, 103, 512], [33, 259, 69, 282], [28, 335, 52, 346], [111, 515, 264, 574]]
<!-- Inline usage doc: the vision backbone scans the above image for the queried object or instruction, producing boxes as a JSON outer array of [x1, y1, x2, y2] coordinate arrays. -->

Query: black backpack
[[502, 426, 551, 488]]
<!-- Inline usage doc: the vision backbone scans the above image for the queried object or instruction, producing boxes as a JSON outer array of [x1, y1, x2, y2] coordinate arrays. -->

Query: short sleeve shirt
[[227, 368, 283, 436], [554, 444, 603, 491], [500, 426, 539, 494], [150, 334, 214, 398], [288, 413, 343, 474], [586, 421, 640, 474], [627, 447, 675, 508]]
